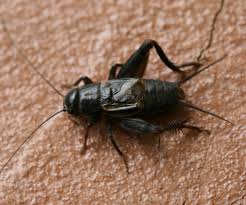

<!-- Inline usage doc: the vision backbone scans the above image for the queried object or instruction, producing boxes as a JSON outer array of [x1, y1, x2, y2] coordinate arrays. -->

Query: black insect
[[0, 34, 232, 174]]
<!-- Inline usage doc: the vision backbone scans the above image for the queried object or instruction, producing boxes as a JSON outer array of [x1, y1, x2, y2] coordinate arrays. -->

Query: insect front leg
[[106, 123, 129, 173]]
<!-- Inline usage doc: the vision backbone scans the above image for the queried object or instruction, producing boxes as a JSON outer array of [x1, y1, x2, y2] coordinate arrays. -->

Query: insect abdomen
[[143, 79, 184, 114]]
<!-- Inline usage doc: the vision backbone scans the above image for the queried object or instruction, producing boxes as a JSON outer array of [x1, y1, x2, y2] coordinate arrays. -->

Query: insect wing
[[100, 78, 145, 116]]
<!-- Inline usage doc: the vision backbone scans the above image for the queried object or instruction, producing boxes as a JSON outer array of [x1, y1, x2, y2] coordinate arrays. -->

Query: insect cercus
[[1, 33, 232, 173]]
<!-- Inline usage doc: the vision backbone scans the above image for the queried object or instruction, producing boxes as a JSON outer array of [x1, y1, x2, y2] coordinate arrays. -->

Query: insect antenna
[[0, 109, 66, 175], [180, 101, 233, 124], [1, 19, 64, 97], [178, 55, 227, 85]]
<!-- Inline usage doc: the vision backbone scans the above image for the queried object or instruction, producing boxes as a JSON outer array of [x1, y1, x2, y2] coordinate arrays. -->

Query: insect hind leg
[[111, 39, 201, 79], [119, 118, 162, 134], [119, 118, 209, 134], [110, 40, 151, 79], [144, 39, 202, 73], [162, 119, 210, 134]]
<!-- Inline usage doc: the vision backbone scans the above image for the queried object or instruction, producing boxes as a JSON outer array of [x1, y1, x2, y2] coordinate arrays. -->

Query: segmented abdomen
[[143, 79, 183, 114]]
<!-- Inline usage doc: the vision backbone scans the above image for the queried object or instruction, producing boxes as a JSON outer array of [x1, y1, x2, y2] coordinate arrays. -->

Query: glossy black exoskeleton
[[0, 39, 232, 174]]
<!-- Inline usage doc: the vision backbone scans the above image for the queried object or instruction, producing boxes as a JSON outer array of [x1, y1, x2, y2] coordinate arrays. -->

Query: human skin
[[0, 0, 245, 204]]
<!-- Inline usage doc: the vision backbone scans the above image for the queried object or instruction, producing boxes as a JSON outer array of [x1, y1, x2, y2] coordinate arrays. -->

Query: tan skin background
[[0, 0, 245, 204]]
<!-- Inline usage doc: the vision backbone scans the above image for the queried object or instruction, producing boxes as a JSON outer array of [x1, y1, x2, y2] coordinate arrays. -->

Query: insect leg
[[180, 124, 210, 134], [68, 117, 93, 154], [108, 64, 123, 80], [119, 118, 209, 134], [62, 76, 93, 89], [119, 118, 162, 134], [73, 76, 93, 86], [115, 39, 201, 79], [115, 41, 150, 78], [106, 123, 129, 173], [80, 123, 93, 154], [146, 39, 203, 72], [161, 119, 210, 134]]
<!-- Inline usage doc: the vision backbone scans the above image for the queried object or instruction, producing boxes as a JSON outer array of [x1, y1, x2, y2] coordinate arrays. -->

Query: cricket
[[0, 22, 232, 173]]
